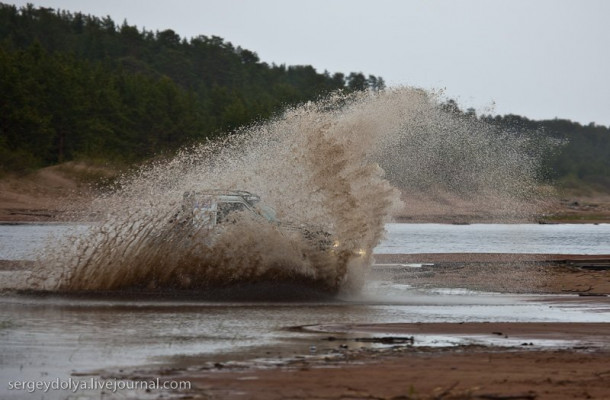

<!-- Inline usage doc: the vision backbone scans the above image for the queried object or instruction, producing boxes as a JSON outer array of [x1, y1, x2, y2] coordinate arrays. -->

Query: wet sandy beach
[[112, 254, 609, 400], [183, 344, 610, 400]]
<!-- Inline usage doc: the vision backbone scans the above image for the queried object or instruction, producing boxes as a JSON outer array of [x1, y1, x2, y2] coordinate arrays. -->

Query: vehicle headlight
[[356, 248, 367, 257]]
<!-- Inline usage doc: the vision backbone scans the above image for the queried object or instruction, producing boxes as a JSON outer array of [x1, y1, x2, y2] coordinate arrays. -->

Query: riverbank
[[3, 194, 610, 223], [0, 163, 109, 222], [397, 192, 610, 224], [1, 164, 610, 223], [372, 253, 610, 295]]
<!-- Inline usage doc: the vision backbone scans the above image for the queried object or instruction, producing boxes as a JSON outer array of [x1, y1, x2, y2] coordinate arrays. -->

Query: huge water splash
[[29, 88, 547, 294]]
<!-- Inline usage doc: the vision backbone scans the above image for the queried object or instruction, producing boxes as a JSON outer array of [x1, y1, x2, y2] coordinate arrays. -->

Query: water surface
[[2, 222, 609, 261], [375, 223, 610, 255]]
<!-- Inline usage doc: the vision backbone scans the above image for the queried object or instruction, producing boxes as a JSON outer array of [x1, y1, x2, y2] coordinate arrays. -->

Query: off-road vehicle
[[176, 190, 334, 251]]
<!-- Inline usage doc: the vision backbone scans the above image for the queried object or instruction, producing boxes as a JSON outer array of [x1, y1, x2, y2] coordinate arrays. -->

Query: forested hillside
[[484, 114, 610, 190], [1, 3, 609, 191], [0, 3, 382, 171]]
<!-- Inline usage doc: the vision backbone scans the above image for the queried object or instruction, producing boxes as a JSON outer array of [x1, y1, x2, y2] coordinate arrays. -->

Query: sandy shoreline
[[2, 165, 610, 224], [180, 345, 610, 400], [370, 254, 610, 296]]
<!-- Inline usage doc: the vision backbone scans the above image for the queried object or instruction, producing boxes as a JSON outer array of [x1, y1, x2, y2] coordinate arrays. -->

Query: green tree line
[[0, 3, 383, 171], [439, 101, 610, 191], [1, 3, 608, 191], [482, 114, 610, 190]]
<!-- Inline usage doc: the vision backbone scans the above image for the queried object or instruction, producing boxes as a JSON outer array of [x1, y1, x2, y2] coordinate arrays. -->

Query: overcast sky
[[8, 0, 610, 126]]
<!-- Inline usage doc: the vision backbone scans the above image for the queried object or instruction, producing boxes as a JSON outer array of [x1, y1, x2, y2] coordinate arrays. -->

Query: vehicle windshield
[[181, 191, 279, 226]]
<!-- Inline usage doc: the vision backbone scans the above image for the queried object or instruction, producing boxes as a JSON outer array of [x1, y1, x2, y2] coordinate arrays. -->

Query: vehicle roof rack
[[183, 190, 260, 203]]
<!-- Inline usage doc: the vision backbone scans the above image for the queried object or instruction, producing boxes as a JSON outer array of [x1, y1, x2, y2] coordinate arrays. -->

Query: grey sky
[[8, 0, 610, 126]]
